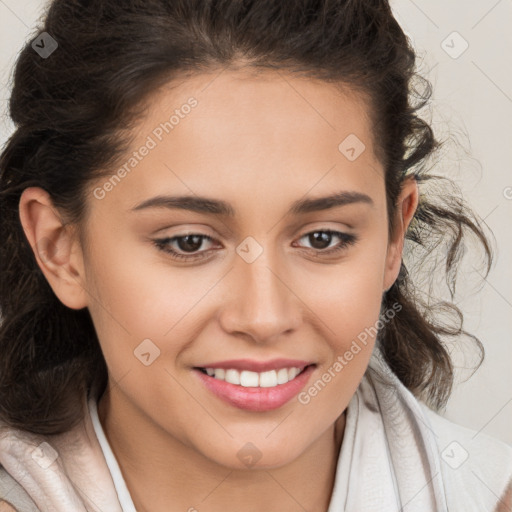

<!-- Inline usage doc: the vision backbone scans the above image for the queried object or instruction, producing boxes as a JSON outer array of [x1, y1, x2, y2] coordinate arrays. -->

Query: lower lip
[[194, 365, 316, 412]]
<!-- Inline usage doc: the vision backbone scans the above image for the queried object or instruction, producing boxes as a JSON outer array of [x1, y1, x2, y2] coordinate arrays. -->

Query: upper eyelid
[[158, 222, 354, 239], [160, 229, 352, 249]]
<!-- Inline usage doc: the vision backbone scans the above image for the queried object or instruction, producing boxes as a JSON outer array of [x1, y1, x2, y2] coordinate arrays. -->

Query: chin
[[201, 439, 307, 471]]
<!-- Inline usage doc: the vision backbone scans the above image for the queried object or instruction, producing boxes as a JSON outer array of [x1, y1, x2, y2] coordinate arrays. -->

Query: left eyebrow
[[130, 190, 374, 216], [289, 190, 374, 214]]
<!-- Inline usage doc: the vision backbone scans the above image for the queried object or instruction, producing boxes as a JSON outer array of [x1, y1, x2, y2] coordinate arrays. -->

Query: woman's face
[[47, 69, 416, 469]]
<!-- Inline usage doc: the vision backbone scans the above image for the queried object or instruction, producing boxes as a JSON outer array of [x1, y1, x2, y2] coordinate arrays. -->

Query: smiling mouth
[[193, 363, 317, 412], [195, 365, 314, 388]]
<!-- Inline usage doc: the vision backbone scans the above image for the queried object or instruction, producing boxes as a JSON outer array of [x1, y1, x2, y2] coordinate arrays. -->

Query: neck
[[98, 385, 346, 512]]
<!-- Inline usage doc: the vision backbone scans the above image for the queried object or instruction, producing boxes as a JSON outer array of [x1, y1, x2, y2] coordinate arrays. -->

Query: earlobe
[[383, 176, 419, 293], [18, 187, 89, 310]]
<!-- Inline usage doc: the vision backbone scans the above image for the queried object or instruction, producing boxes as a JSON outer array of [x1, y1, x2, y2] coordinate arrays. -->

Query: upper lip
[[194, 358, 314, 372]]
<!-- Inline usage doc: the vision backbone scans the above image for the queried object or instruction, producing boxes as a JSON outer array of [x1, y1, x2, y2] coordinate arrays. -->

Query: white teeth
[[214, 368, 225, 380], [225, 369, 240, 385], [259, 370, 277, 388], [276, 368, 289, 384], [288, 367, 299, 380], [203, 366, 305, 388], [240, 370, 259, 387]]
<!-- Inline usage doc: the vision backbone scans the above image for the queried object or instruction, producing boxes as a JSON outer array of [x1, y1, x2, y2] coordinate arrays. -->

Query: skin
[[19, 68, 418, 512]]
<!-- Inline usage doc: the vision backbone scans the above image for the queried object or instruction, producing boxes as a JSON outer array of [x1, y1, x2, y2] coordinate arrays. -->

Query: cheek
[[84, 227, 218, 336], [297, 238, 388, 393], [303, 245, 388, 346], [302, 269, 382, 396], [294, 266, 384, 428]]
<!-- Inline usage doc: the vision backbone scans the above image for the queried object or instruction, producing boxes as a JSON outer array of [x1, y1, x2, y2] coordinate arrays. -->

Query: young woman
[[0, 1, 511, 511]]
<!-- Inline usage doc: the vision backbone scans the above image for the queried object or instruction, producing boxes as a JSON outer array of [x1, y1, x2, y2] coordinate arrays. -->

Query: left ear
[[382, 175, 419, 293]]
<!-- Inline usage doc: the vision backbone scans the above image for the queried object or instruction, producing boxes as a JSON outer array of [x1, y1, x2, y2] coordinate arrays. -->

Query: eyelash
[[152, 229, 358, 262]]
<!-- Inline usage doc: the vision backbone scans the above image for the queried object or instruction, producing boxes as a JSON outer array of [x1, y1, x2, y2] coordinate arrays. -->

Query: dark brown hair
[[0, 0, 492, 435]]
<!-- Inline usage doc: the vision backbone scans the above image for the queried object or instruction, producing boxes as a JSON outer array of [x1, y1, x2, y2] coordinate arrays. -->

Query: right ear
[[18, 187, 89, 310]]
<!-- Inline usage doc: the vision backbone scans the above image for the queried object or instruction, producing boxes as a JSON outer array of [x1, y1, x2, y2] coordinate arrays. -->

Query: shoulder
[[420, 403, 512, 511], [0, 465, 40, 512]]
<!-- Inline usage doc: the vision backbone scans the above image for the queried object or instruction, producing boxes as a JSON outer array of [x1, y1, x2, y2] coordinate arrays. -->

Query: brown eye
[[308, 231, 334, 250], [152, 234, 217, 261], [176, 234, 207, 252], [294, 230, 357, 254]]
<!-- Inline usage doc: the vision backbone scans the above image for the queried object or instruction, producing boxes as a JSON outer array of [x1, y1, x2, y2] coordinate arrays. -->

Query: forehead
[[91, 68, 383, 213], [140, 68, 376, 156]]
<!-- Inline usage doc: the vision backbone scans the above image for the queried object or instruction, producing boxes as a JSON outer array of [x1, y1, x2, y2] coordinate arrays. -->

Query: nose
[[217, 249, 303, 344]]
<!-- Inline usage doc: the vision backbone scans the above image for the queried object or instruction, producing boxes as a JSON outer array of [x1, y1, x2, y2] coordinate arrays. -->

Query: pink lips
[[193, 359, 316, 412]]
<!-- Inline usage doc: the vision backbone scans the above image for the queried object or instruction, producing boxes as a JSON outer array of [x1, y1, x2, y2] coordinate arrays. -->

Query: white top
[[89, 398, 137, 512], [1, 349, 512, 511]]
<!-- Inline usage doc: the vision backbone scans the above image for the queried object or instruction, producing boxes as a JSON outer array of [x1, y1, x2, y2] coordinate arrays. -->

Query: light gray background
[[1, 1, 511, 444]]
